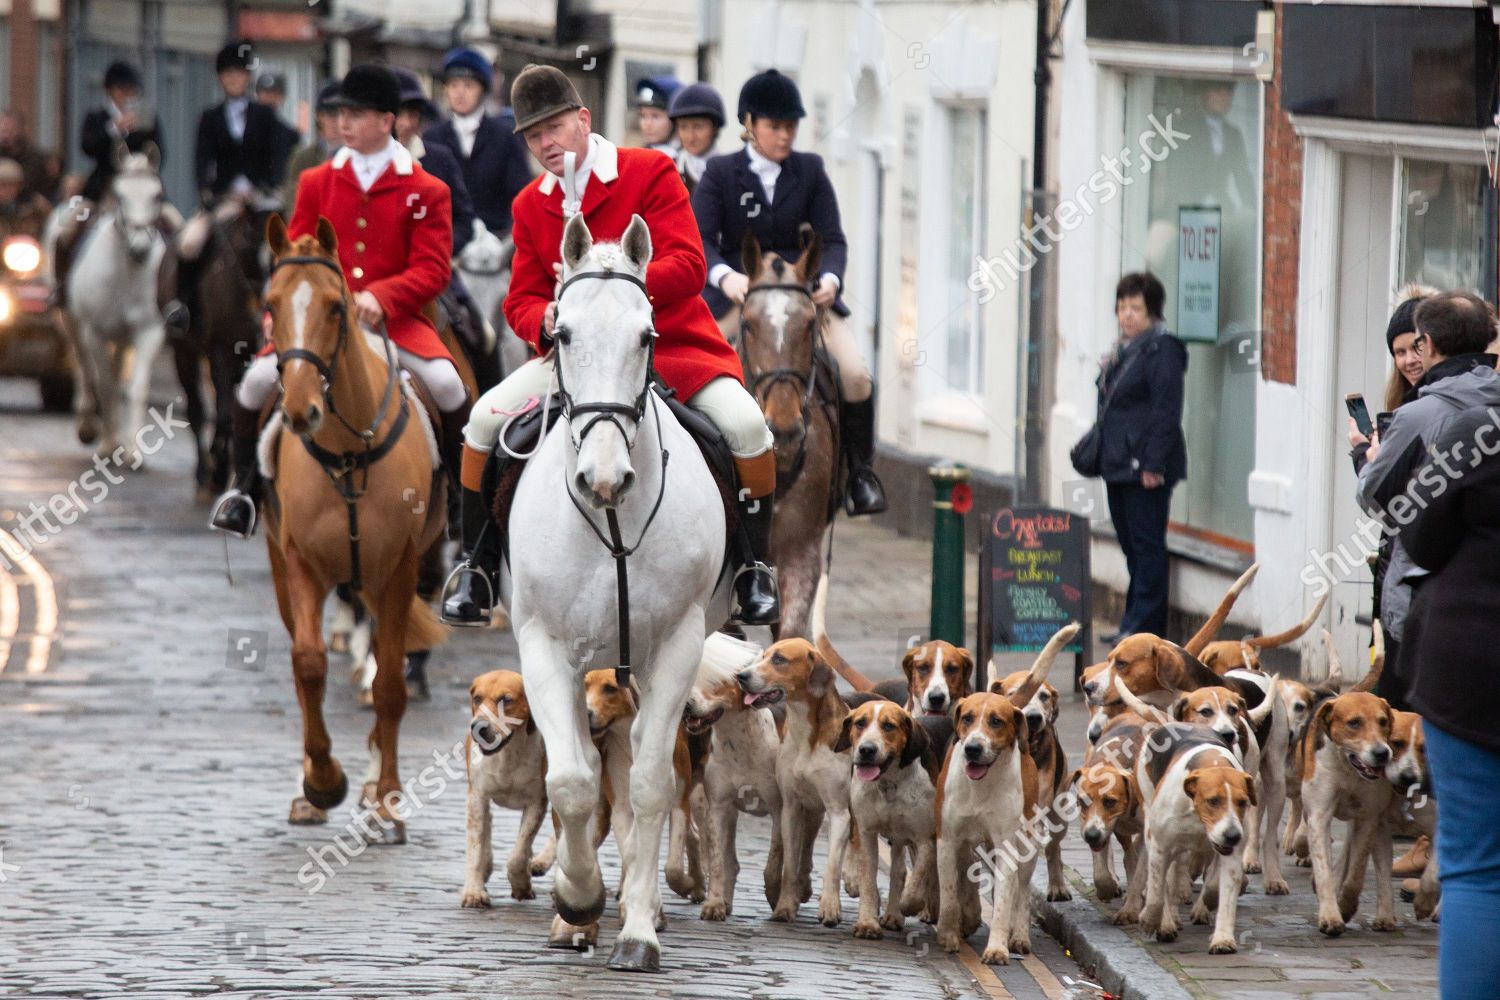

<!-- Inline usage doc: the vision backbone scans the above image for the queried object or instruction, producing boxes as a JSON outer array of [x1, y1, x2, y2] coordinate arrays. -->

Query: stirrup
[[440, 560, 495, 627], [208, 489, 257, 539], [731, 561, 780, 625]]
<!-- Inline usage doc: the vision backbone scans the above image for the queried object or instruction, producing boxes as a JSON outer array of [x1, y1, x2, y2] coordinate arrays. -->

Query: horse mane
[[696, 632, 761, 690], [566, 239, 636, 278]]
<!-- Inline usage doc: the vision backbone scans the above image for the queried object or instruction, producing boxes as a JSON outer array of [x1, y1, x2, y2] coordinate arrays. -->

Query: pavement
[[0, 370, 1440, 999]]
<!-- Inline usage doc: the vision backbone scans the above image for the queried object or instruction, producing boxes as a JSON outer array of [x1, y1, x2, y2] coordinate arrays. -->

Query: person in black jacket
[[79, 61, 165, 203], [422, 47, 532, 239], [194, 42, 280, 200], [1397, 375, 1500, 1000], [255, 71, 302, 185], [691, 69, 886, 516], [667, 82, 724, 191], [1094, 272, 1187, 641]]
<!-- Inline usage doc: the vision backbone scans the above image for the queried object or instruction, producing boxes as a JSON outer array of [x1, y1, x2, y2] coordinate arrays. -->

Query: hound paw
[[1047, 885, 1073, 902], [700, 899, 729, 921], [852, 920, 883, 940], [980, 945, 1011, 966], [1094, 878, 1120, 902], [1264, 877, 1290, 896], [1294, 855, 1312, 868], [937, 930, 963, 954], [1008, 934, 1032, 956], [1189, 903, 1211, 925], [1112, 906, 1140, 926], [1154, 925, 1179, 943], [1243, 859, 1263, 875], [1208, 935, 1238, 955], [509, 881, 535, 901], [771, 902, 798, 923], [460, 888, 492, 909], [818, 898, 843, 927], [1318, 915, 1345, 937], [1370, 915, 1397, 932]]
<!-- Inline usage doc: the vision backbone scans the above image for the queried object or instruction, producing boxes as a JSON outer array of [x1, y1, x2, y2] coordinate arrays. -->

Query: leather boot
[[438, 407, 468, 496], [208, 403, 263, 537], [841, 395, 888, 516], [441, 444, 500, 627], [733, 490, 779, 626]]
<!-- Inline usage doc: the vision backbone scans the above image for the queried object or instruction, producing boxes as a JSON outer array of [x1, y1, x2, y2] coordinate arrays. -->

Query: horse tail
[[811, 574, 876, 693], [404, 597, 448, 653]]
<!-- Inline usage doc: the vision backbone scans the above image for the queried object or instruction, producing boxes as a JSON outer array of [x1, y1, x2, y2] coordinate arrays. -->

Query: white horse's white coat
[[63, 148, 168, 464], [501, 213, 730, 968]]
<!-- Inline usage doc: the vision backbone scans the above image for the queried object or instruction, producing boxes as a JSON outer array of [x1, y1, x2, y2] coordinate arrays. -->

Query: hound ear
[[621, 213, 652, 271], [740, 230, 762, 282], [795, 225, 823, 284], [955, 648, 976, 696], [265, 214, 290, 258], [1065, 767, 1082, 794], [808, 650, 833, 698], [561, 212, 593, 271], [1014, 711, 1030, 748], [1244, 774, 1258, 809], [833, 713, 854, 753], [901, 715, 929, 769], [1312, 699, 1336, 751], [315, 216, 338, 255], [987, 678, 1006, 695], [1152, 640, 1184, 691], [1170, 695, 1189, 722], [1182, 772, 1200, 800], [518, 694, 536, 734], [901, 647, 920, 684]]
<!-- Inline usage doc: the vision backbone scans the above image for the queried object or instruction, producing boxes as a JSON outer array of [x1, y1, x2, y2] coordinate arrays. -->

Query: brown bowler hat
[[510, 64, 584, 133]]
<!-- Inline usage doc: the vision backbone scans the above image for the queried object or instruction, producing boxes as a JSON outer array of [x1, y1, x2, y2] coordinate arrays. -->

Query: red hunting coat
[[287, 142, 454, 360], [504, 136, 743, 399]]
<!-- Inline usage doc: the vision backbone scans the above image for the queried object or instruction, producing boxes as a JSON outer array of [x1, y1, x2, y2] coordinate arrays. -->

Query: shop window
[[941, 103, 987, 396], [1119, 74, 1261, 543], [1399, 158, 1496, 299]]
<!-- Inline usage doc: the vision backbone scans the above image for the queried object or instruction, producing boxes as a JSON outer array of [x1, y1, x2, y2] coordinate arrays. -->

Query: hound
[[937, 623, 1078, 964], [682, 632, 785, 920], [1197, 593, 1329, 676], [1068, 715, 1150, 910], [1299, 689, 1396, 936], [1384, 710, 1438, 921], [462, 670, 548, 907], [993, 668, 1071, 900], [737, 638, 854, 926], [838, 700, 943, 937], [1135, 723, 1257, 953]]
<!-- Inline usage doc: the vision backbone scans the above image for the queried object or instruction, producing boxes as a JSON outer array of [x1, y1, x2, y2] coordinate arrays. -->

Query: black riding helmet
[[668, 82, 726, 128], [737, 69, 805, 122]]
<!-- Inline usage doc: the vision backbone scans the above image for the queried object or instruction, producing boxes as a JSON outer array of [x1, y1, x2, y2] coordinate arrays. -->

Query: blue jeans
[[1425, 722, 1500, 999]]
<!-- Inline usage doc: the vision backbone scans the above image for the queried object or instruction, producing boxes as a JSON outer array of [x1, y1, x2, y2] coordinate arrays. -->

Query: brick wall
[[1260, 3, 1300, 386]]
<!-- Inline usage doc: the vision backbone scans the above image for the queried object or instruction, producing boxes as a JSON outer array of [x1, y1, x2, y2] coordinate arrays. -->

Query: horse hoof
[[287, 798, 328, 825], [606, 937, 661, 973], [357, 688, 375, 709], [553, 887, 606, 927], [547, 919, 597, 950], [368, 819, 406, 846], [303, 772, 349, 811]]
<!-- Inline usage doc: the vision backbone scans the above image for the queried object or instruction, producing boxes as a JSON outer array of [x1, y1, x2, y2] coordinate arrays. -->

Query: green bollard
[[929, 463, 971, 646]]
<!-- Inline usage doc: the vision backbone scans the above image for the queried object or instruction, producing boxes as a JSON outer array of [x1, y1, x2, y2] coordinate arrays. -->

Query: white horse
[[455, 222, 528, 376], [503, 213, 731, 971], [62, 144, 169, 463]]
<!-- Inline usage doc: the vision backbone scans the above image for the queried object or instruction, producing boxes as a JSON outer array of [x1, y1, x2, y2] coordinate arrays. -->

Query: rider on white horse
[[441, 64, 779, 628], [210, 65, 470, 537]]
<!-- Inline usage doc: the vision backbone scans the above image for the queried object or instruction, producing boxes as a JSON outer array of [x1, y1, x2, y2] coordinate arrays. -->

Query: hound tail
[[405, 598, 448, 653], [1005, 622, 1082, 707], [1183, 562, 1260, 656], [1247, 591, 1330, 650], [698, 631, 763, 688], [1350, 619, 1385, 693], [811, 574, 877, 692]]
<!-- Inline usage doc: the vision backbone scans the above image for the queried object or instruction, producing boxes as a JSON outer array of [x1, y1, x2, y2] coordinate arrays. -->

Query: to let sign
[[1177, 206, 1221, 344]]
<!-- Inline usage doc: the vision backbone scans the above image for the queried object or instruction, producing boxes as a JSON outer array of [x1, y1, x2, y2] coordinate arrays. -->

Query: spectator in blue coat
[[691, 69, 886, 517]]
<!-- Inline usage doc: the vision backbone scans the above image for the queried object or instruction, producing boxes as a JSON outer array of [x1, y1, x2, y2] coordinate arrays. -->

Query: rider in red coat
[[210, 65, 470, 538], [443, 64, 778, 628]]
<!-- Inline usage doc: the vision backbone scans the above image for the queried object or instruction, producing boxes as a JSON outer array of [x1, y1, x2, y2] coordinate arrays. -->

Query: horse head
[[555, 212, 656, 509], [264, 214, 354, 436], [739, 226, 823, 464], [110, 142, 164, 261]]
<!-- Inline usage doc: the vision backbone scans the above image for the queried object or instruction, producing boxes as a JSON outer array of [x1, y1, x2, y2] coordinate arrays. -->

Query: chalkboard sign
[[978, 506, 1092, 688]]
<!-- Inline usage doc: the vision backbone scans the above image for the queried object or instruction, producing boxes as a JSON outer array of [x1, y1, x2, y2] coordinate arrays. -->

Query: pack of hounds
[[460, 565, 1436, 961]]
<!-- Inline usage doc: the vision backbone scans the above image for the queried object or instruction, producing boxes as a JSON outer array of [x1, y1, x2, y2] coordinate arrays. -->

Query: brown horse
[[738, 232, 841, 638], [261, 215, 447, 842]]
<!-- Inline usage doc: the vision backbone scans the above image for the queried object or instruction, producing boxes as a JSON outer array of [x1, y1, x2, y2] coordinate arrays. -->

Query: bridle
[[268, 253, 410, 592], [551, 265, 669, 690], [738, 280, 826, 493]]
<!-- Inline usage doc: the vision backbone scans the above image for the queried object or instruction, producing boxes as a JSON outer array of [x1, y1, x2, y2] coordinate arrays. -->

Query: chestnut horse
[[261, 215, 446, 842], [737, 232, 840, 638]]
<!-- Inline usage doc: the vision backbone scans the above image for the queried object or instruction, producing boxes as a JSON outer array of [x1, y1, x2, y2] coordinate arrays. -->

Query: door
[[1327, 152, 1395, 681]]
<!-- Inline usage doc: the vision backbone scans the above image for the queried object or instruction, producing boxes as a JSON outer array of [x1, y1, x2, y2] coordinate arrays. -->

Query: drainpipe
[[1021, 0, 1052, 504]]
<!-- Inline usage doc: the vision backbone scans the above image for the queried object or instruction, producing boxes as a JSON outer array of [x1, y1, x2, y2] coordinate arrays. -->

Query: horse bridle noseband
[[268, 253, 410, 592], [551, 266, 669, 689]]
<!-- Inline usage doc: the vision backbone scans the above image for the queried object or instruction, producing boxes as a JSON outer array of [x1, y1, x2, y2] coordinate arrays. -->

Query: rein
[[553, 267, 669, 687], [738, 281, 825, 497], [270, 253, 411, 592]]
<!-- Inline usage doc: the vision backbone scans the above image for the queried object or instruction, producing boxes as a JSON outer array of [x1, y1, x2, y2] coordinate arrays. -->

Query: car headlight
[[3, 237, 42, 277]]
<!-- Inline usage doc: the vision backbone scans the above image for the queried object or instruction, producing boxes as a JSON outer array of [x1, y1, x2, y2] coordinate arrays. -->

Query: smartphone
[[1376, 411, 1393, 438], [1345, 393, 1373, 437]]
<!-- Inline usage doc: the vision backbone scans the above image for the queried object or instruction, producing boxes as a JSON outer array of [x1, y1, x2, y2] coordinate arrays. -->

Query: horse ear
[[142, 141, 161, 172], [621, 214, 652, 271], [265, 214, 290, 258], [740, 230, 762, 283], [561, 212, 592, 271], [315, 217, 338, 255], [795, 227, 823, 285]]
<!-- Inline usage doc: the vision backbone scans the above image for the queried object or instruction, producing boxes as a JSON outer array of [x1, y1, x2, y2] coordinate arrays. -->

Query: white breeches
[[236, 348, 467, 412], [464, 356, 773, 459]]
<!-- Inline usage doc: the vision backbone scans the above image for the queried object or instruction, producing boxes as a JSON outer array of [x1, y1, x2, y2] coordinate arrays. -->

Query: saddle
[[481, 385, 738, 566]]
